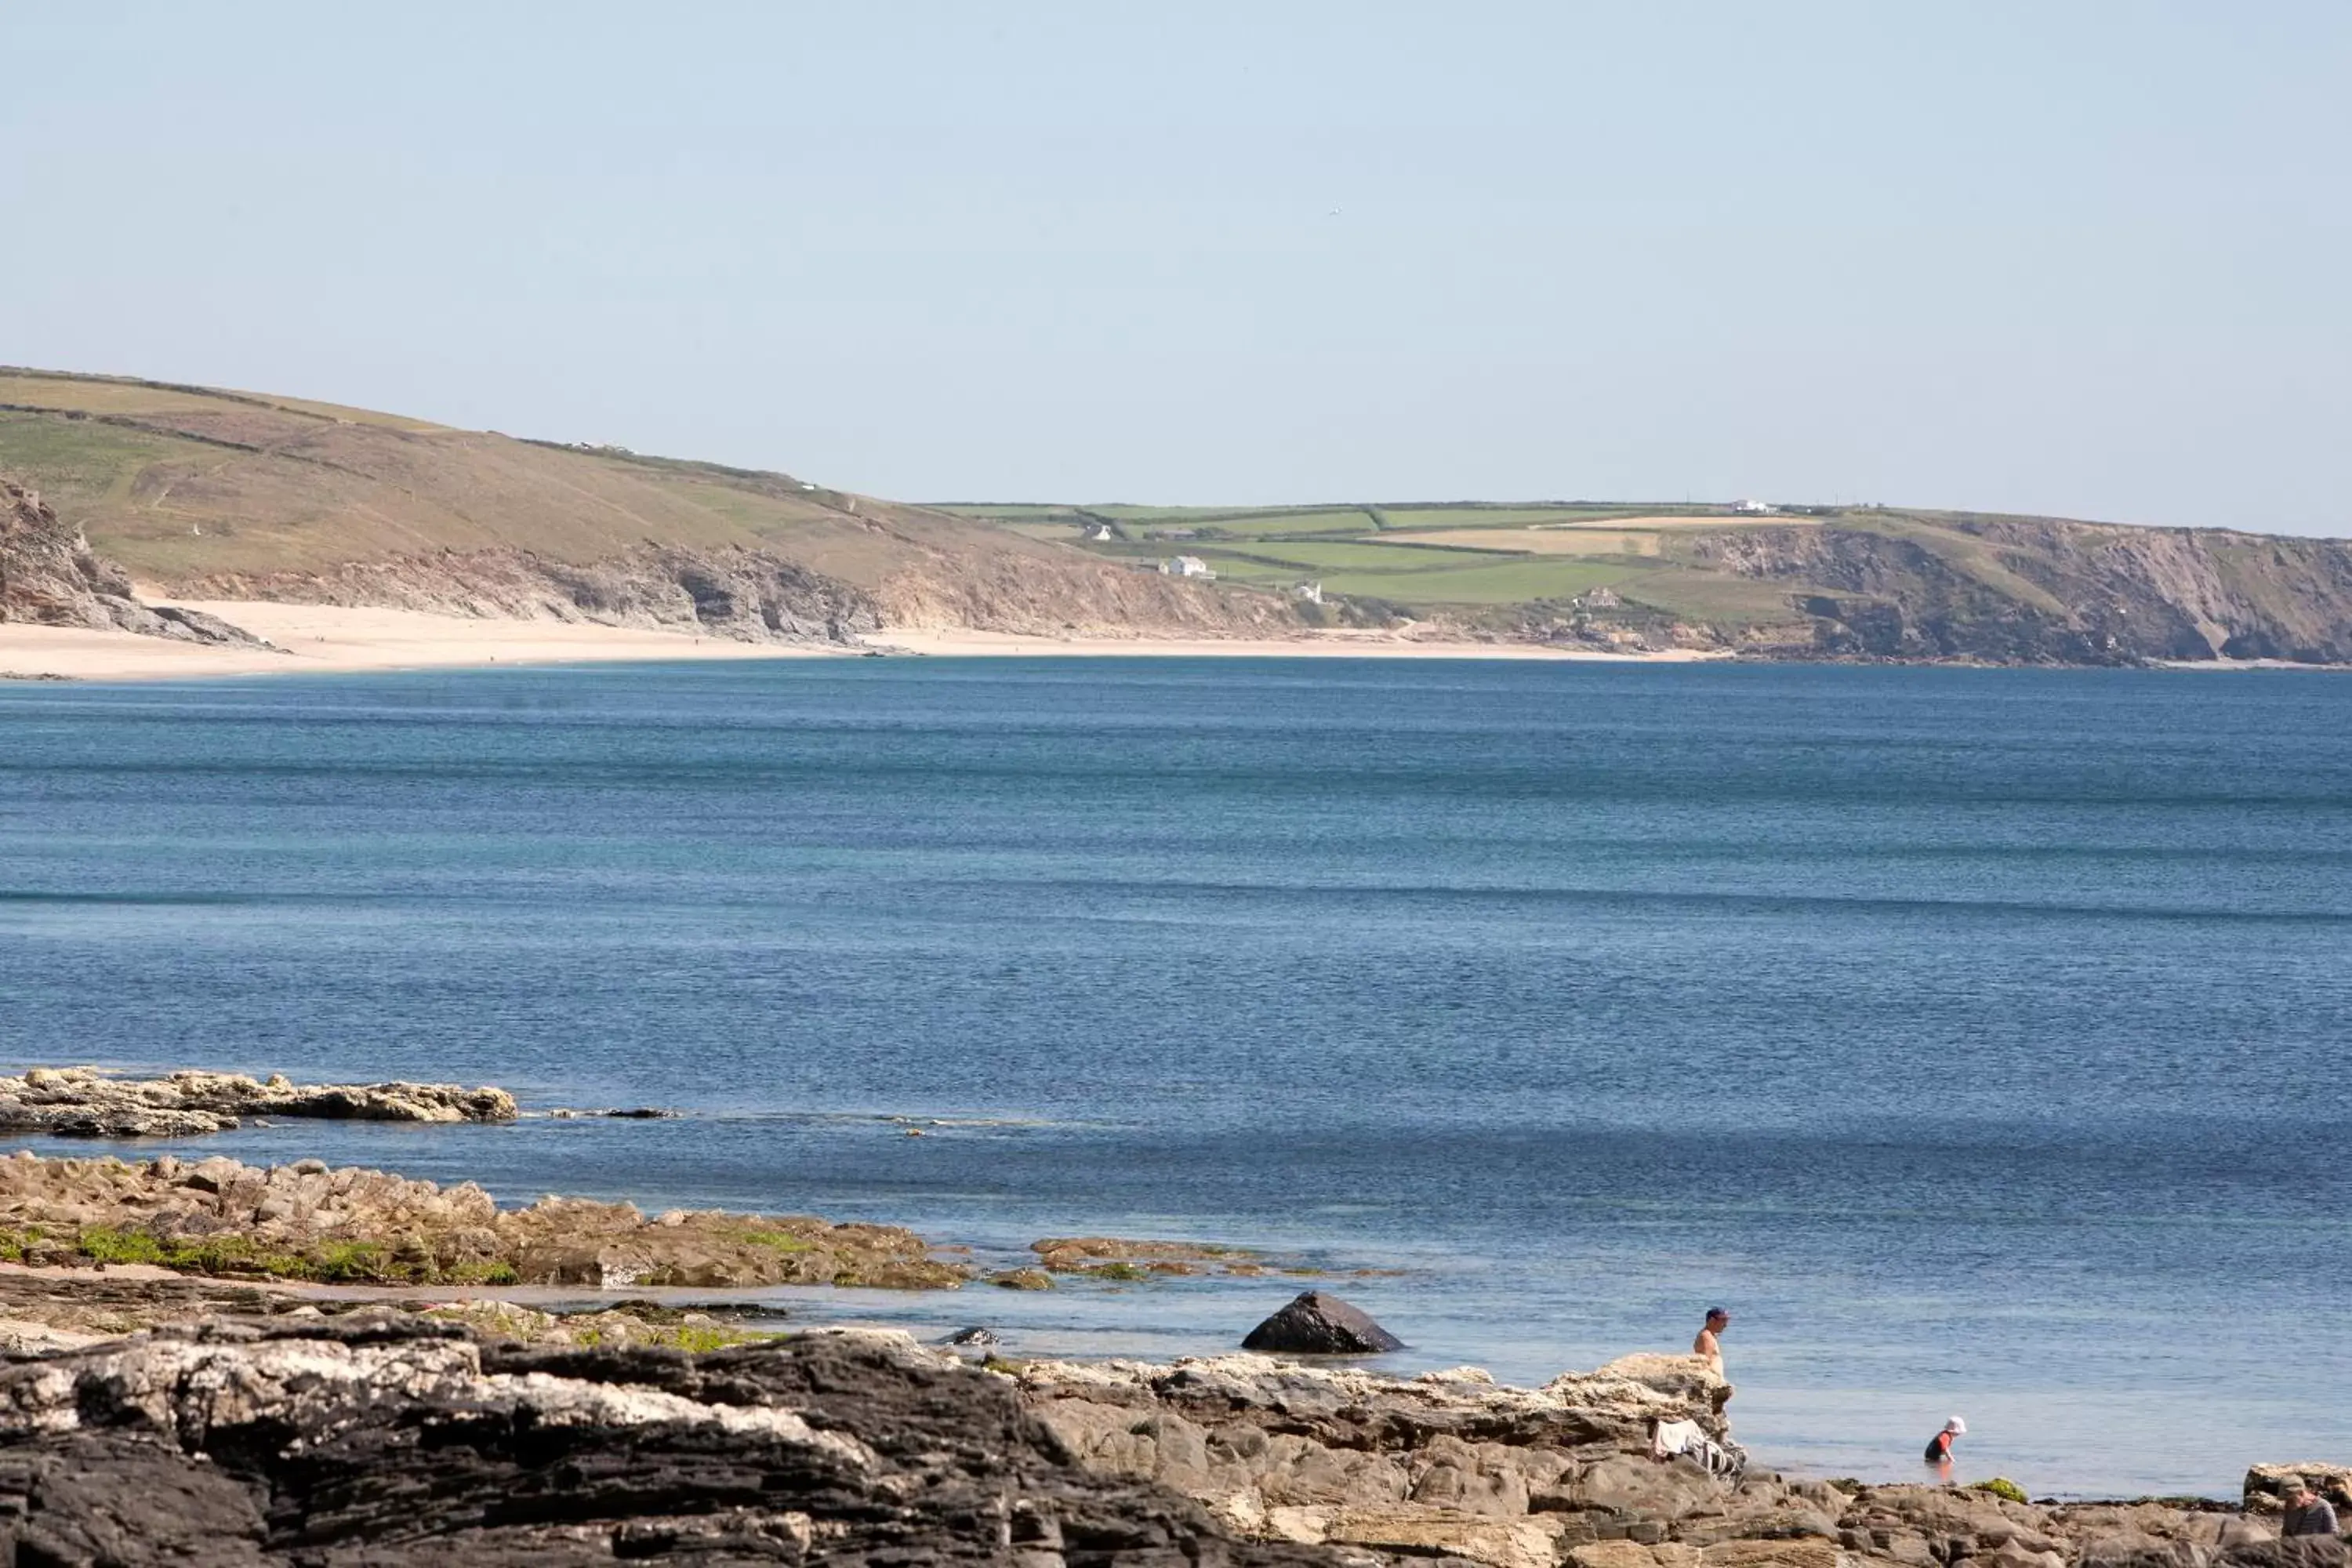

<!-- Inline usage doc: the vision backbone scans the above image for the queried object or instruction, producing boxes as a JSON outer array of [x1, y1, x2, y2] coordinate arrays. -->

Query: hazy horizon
[[6, 3, 2347, 535]]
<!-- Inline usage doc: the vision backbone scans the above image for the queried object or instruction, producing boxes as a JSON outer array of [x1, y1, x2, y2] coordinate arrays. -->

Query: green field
[[932, 499, 1803, 615], [1370, 505, 1701, 530], [1316, 557, 1641, 604]]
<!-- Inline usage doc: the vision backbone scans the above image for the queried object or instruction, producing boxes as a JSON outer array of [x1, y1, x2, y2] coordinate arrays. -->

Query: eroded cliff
[[1680, 517, 2352, 664], [0, 478, 256, 646]]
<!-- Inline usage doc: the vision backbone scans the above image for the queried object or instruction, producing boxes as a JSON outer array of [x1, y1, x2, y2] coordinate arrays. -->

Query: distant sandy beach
[[0, 601, 840, 682], [0, 601, 1728, 681], [869, 628, 1725, 661]]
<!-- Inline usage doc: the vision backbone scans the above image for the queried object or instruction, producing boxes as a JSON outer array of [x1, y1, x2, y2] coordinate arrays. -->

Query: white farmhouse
[[1732, 499, 1777, 515], [1158, 555, 1216, 579]]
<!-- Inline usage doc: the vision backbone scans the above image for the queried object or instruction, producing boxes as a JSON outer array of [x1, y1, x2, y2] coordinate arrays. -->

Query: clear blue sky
[[5, 3, 2347, 533]]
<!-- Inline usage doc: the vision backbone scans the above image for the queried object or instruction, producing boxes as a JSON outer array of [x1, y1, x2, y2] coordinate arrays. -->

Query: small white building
[[1084, 522, 1115, 542], [1159, 555, 1216, 580], [1732, 499, 1777, 516], [1292, 581, 1324, 604]]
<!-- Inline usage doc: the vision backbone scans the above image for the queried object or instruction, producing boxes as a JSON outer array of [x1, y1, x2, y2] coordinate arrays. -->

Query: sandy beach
[[863, 628, 1724, 660], [0, 601, 844, 683], [0, 601, 1727, 681]]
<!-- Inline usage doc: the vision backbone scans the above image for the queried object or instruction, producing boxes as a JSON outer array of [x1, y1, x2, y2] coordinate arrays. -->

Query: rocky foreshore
[[0, 1316, 1312, 1566], [0, 1067, 517, 1138], [0, 1084, 2340, 1566], [0, 1306, 2337, 1568], [1008, 1349, 2347, 1568]]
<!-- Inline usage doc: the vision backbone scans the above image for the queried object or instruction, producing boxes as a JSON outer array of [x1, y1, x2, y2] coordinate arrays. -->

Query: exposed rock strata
[[1681, 519, 2352, 665], [0, 1318, 1324, 1565], [0, 1295, 2338, 1567], [0, 1150, 970, 1288], [185, 542, 883, 644], [1012, 1352, 2347, 1568], [0, 1067, 516, 1138], [0, 477, 258, 644]]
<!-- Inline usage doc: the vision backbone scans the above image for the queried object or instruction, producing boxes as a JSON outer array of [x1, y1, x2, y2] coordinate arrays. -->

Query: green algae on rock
[[0, 1151, 968, 1289]]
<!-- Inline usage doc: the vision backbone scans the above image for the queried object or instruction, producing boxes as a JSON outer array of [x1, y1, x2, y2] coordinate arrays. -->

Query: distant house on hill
[[1292, 581, 1323, 604], [1084, 522, 1115, 542], [1159, 555, 1215, 580], [1732, 499, 1777, 515], [1577, 586, 1622, 610]]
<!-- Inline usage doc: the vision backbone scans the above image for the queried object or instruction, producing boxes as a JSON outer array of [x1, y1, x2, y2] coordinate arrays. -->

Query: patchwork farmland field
[[938, 500, 1817, 615]]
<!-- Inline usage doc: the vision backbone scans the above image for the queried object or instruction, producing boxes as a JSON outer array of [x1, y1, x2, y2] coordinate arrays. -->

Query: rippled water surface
[[3, 659, 2349, 1496]]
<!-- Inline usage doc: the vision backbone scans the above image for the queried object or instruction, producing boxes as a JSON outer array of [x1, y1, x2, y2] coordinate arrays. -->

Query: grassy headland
[[6, 365, 2352, 664]]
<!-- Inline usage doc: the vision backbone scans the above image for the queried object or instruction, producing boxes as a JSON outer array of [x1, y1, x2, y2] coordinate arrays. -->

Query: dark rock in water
[[1240, 1290, 1404, 1355], [941, 1325, 1001, 1347], [602, 1106, 675, 1119], [0, 1318, 1327, 1566]]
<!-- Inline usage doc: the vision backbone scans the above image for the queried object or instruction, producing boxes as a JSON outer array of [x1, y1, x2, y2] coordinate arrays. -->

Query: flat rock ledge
[[0, 1149, 970, 1288], [0, 1067, 517, 1138], [1011, 1353, 2349, 1568], [0, 1317, 1323, 1566], [0, 1306, 2337, 1568]]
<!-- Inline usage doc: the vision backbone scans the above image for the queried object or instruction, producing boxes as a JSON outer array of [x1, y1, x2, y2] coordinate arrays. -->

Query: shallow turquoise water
[[2, 659, 2347, 1496]]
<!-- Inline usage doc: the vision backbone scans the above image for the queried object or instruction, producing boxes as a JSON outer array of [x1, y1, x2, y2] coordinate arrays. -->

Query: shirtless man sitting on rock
[[1694, 1306, 1733, 1412]]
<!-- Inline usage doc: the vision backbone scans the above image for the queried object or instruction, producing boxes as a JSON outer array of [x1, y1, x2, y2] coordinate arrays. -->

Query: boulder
[[1242, 1290, 1404, 1355], [1559, 1452, 1728, 1521]]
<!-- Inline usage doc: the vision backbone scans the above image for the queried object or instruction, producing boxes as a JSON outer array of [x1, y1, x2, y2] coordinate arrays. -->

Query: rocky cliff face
[[1686, 519, 2352, 665], [0, 477, 256, 645], [185, 543, 884, 646], [184, 538, 1306, 646]]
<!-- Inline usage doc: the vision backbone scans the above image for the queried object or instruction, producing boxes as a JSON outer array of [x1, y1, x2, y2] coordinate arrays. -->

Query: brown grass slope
[[0, 368, 1289, 642]]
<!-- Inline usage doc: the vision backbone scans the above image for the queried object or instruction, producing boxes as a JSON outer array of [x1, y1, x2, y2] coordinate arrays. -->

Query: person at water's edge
[[1694, 1307, 1732, 1412], [2281, 1478, 2340, 1538]]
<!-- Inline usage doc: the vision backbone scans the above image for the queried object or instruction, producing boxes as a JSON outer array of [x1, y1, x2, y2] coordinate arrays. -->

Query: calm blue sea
[[2, 659, 2348, 1497]]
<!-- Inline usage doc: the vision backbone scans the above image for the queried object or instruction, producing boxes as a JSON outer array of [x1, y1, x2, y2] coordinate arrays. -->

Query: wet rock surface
[[1032, 1236, 1275, 1279], [0, 1066, 516, 1138], [0, 1318, 1330, 1565], [1241, 1290, 1406, 1354], [0, 1150, 970, 1289]]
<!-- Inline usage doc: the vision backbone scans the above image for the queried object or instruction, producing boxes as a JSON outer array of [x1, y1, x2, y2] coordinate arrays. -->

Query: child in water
[[1924, 1416, 1966, 1474]]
